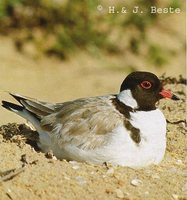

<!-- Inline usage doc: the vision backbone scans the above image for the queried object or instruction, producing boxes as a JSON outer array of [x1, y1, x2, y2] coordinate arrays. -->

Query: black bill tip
[[171, 94, 180, 101]]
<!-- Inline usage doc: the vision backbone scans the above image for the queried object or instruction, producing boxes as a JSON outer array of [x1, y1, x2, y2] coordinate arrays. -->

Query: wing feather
[[40, 96, 124, 150]]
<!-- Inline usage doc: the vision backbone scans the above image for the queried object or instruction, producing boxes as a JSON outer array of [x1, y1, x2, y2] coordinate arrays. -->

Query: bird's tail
[[2, 93, 55, 130]]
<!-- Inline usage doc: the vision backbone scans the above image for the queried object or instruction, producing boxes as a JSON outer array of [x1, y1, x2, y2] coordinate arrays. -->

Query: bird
[[2, 71, 179, 168]]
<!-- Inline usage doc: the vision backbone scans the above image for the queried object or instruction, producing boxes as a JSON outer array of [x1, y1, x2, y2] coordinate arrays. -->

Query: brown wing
[[41, 96, 124, 150]]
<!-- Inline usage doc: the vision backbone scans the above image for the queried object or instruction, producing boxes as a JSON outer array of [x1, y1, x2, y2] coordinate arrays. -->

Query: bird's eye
[[140, 81, 152, 89]]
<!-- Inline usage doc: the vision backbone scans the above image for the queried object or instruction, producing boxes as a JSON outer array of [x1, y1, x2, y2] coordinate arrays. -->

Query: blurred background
[[0, 0, 186, 124]]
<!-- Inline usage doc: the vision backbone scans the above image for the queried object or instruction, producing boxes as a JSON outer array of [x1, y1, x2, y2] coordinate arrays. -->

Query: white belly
[[38, 109, 166, 168]]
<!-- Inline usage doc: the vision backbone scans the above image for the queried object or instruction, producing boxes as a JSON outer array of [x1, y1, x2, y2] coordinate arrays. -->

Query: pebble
[[7, 189, 11, 192], [175, 159, 183, 165], [31, 147, 36, 152], [151, 174, 160, 179], [75, 176, 87, 186], [179, 122, 186, 129], [130, 178, 142, 186], [52, 156, 57, 160], [69, 161, 80, 170], [69, 161, 78, 165], [115, 189, 124, 199], [6, 188, 13, 199], [45, 150, 57, 160], [72, 165, 80, 170], [172, 194, 179, 200], [64, 176, 70, 180]]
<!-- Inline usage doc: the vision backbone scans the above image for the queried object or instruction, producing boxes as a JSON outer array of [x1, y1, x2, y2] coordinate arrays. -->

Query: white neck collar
[[117, 89, 138, 109]]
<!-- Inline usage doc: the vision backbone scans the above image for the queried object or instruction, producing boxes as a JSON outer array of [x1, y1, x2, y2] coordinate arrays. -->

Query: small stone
[[52, 156, 57, 160], [115, 189, 124, 199], [75, 176, 87, 186], [45, 150, 57, 160], [151, 174, 160, 179], [72, 165, 80, 170], [69, 161, 78, 165], [179, 122, 186, 129], [145, 191, 149, 195], [46, 153, 57, 160], [7, 188, 12, 193], [106, 168, 114, 175], [31, 147, 36, 152], [130, 178, 142, 186], [69, 161, 80, 170], [176, 159, 183, 165], [6, 188, 13, 199], [64, 176, 70, 180], [172, 194, 179, 200]]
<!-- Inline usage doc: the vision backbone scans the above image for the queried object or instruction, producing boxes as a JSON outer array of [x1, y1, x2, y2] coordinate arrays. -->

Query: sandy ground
[[0, 17, 186, 199]]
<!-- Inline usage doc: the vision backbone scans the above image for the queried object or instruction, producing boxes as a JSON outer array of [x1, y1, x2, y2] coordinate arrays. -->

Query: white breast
[[103, 109, 167, 167], [64, 109, 167, 168]]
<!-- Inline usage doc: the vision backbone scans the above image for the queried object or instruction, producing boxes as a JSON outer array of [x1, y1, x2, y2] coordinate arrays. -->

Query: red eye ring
[[140, 81, 152, 89]]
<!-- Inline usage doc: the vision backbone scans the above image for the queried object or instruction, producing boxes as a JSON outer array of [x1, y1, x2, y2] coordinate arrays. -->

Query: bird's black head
[[120, 71, 179, 111]]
